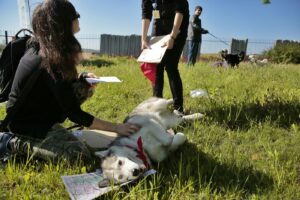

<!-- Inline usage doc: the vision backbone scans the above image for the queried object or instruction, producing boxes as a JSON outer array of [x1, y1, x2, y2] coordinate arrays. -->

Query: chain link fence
[[0, 30, 276, 57]]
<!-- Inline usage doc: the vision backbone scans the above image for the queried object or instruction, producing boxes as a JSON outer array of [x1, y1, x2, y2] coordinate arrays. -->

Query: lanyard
[[152, 0, 158, 10]]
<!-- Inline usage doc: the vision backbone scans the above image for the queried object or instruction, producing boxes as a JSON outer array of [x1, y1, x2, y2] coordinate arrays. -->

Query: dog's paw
[[166, 99, 174, 105], [162, 135, 173, 146], [175, 132, 187, 143], [173, 110, 184, 117], [169, 132, 186, 151], [183, 113, 204, 121]]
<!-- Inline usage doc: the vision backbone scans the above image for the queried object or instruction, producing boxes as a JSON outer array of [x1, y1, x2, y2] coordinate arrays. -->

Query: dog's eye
[[118, 175, 123, 180], [118, 160, 123, 166]]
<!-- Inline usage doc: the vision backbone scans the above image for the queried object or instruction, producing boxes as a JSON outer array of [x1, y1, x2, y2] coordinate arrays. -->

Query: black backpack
[[0, 29, 33, 103]]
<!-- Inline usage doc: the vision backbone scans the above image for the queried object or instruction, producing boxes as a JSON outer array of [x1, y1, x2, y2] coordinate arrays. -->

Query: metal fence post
[[5, 31, 8, 45], [99, 35, 101, 54]]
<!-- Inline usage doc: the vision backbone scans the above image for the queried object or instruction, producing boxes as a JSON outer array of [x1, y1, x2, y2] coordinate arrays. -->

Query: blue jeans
[[187, 40, 201, 67]]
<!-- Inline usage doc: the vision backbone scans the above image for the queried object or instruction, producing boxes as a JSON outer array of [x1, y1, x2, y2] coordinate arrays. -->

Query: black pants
[[153, 34, 187, 112]]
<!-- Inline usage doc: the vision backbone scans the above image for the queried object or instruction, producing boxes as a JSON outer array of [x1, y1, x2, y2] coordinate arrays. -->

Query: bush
[[263, 40, 300, 64]]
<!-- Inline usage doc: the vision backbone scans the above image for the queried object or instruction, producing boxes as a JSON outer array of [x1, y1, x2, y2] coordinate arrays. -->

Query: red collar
[[136, 136, 150, 169], [126, 136, 150, 169]]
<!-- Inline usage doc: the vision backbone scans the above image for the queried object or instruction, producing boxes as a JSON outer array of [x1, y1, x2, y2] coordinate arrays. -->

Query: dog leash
[[208, 33, 230, 46], [208, 33, 246, 55]]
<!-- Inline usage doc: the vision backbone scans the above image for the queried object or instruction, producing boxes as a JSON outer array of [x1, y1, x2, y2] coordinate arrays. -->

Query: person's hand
[[85, 72, 97, 79], [86, 73, 98, 87], [162, 35, 175, 49], [79, 72, 97, 79], [141, 40, 151, 50], [115, 123, 140, 136], [79, 72, 98, 87]]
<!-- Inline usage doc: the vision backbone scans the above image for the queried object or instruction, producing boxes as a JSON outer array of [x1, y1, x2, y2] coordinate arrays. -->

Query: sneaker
[[0, 132, 14, 162]]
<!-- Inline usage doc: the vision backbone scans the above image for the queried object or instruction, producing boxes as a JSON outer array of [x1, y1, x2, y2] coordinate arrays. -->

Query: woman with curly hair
[[0, 0, 139, 163]]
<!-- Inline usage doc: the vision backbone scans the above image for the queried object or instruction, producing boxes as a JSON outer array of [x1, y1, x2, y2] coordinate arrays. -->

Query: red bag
[[140, 63, 156, 86]]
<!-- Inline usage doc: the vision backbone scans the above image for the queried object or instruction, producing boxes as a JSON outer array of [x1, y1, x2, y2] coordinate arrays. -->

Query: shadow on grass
[[158, 142, 274, 198], [206, 99, 300, 130], [3, 143, 273, 199], [80, 59, 115, 68]]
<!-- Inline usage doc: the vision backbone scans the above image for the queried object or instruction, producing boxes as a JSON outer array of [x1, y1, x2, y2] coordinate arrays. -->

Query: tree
[[262, 0, 271, 4]]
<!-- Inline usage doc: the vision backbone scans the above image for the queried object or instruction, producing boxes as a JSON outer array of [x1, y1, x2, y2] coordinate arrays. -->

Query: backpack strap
[[15, 29, 33, 39], [0, 69, 42, 131]]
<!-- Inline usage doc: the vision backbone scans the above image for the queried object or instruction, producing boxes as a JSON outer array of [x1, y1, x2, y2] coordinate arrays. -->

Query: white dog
[[95, 97, 203, 186], [249, 54, 268, 66]]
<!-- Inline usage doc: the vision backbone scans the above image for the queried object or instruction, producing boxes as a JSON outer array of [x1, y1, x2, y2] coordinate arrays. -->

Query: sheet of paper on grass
[[85, 76, 122, 84], [137, 35, 168, 63], [61, 169, 156, 200]]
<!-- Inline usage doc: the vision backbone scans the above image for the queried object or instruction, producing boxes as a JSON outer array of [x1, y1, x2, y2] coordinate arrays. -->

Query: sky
[[0, 0, 300, 53]]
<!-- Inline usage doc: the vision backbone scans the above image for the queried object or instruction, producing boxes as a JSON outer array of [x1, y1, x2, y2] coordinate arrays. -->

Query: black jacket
[[187, 14, 208, 42], [6, 48, 94, 138], [142, 0, 189, 37]]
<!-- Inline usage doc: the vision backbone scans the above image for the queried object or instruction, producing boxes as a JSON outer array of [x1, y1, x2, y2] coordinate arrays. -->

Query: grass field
[[1, 55, 300, 199]]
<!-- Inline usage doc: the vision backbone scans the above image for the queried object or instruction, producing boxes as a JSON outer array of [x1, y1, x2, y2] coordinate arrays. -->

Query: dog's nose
[[132, 168, 141, 176]]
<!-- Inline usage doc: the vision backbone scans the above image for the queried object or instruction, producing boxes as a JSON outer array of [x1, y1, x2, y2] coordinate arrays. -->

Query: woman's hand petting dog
[[115, 123, 140, 136]]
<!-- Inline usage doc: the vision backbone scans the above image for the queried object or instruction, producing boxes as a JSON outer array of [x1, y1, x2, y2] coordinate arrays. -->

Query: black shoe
[[0, 132, 14, 162]]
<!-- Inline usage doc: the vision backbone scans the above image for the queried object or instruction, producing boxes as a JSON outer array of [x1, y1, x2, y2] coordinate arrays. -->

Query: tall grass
[[1, 56, 300, 199]]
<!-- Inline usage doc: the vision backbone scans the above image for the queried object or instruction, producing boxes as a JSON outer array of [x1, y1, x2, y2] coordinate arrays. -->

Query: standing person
[[0, 0, 139, 164], [141, 0, 189, 114], [187, 6, 209, 67]]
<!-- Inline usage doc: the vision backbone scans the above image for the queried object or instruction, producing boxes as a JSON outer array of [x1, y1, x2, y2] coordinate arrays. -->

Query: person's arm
[[191, 16, 201, 31], [163, 12, 183, 49], [141, 19, 151, 49], [163, 0, 187, 49], [201, 28, 209, 34], [50, 79, 139, 136], [141, 0, 152, 50], [89, 118, 139, 136], [191, 16, 208, 34]]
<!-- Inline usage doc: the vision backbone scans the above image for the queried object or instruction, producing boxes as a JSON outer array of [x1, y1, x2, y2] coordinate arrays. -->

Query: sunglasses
[[72, 12, 80, 20], [76, 12, 80, 19]]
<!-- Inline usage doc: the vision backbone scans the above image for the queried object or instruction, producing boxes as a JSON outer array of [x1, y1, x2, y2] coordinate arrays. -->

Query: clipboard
[[137, 35, 168, 63], [85, 76, 122, 84]]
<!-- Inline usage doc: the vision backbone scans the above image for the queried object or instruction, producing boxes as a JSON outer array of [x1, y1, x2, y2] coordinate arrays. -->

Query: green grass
[[1, 56, 300, 199]]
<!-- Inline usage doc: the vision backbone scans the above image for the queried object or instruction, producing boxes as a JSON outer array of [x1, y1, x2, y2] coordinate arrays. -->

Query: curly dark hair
[[31, 0, 81, 80]]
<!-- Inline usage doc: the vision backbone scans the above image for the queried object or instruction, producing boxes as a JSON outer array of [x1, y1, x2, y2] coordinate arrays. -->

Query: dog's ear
[[98, 178, 111, 188], [94, 150, 110, 158]]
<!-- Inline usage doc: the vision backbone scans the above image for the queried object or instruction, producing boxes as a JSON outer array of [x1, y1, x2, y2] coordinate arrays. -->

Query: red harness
[[126, 136, 150, 169], [136, 136, 150, 168]]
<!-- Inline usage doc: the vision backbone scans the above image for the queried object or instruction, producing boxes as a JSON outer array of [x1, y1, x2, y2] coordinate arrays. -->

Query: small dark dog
[[221, 49, 245, 68]]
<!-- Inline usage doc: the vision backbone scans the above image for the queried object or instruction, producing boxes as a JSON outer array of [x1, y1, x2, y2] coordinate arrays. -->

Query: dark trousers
[[153, 34, 186, 112], [187, 40, 201, 66]]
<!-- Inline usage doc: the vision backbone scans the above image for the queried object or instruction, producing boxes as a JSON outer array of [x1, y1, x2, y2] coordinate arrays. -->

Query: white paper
[[137, 35, 168, 63], [62, 169, 156, 200], [85, 76, 122, 84]]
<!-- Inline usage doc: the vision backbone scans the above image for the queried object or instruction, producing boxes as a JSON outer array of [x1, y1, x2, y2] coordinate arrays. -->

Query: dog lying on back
[[95, 97, 203, 186], [221, 49, 245, 68]]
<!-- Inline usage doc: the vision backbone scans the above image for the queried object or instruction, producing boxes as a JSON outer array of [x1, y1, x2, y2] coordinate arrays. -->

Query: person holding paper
[[141, 0, 189, 113], [1, 0, 139, 164]]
